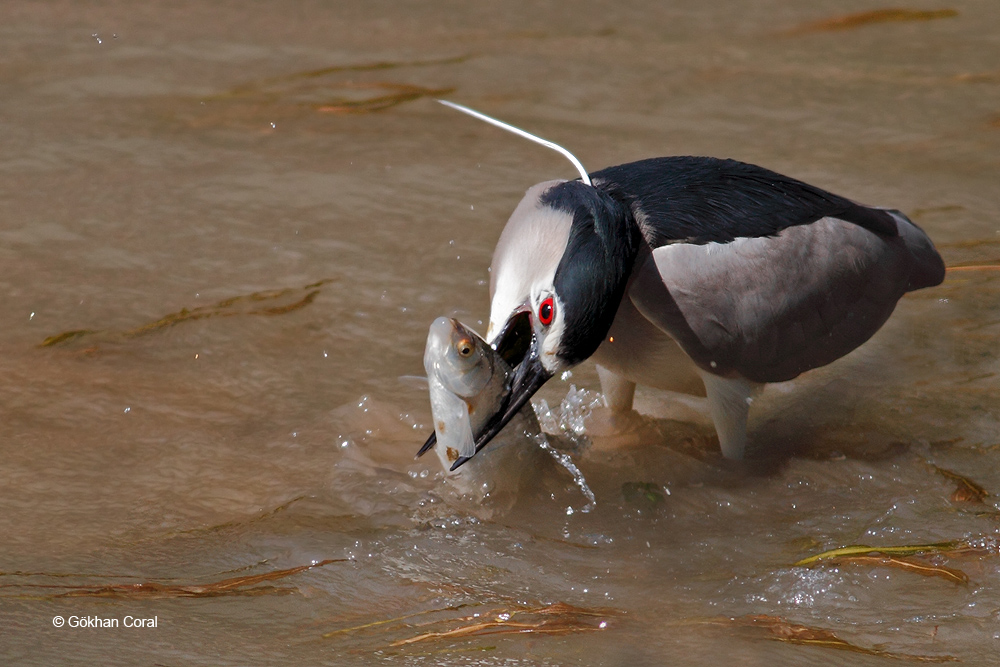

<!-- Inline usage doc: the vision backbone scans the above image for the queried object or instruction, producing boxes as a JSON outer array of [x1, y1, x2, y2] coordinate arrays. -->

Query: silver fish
[[423, 317, 596, 512], [423, 317, 514, 471]]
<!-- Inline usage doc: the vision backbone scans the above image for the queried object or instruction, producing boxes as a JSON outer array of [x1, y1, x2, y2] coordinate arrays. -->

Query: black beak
[[449, 333, 552, 471]]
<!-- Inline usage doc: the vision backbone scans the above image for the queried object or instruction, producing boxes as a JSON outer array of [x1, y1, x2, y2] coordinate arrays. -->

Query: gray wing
[[628, 212, 944, 383]]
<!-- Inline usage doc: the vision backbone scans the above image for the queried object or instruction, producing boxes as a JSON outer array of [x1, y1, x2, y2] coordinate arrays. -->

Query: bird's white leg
[[698, 372, 762, 459], [596, 364, 636, 414], [586, 364, 641, 438]]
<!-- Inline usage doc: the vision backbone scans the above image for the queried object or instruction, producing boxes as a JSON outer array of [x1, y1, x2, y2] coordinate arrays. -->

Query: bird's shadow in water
[[589, 378, 916, 488], [745, 375, 916, 471]]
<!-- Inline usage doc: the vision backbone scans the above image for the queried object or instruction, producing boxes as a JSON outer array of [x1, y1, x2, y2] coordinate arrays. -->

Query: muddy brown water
[[2, 1, 999, 665]]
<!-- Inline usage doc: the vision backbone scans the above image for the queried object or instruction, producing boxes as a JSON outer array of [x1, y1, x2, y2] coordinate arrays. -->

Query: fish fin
[[415, 431, 436, 458], [429, 380, 477, 459], [453, 401, 476, 458]]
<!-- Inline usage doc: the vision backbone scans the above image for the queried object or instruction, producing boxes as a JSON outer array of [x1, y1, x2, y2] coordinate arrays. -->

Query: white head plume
[[437, 100, 592, 186]]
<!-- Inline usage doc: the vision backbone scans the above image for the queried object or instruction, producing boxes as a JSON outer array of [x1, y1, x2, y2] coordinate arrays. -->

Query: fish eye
[[538, 297, 554, 327], [457, 339, 474, 357]]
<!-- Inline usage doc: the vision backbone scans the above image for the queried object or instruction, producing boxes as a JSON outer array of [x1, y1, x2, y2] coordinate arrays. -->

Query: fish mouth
[[449, 326, 552, 471]]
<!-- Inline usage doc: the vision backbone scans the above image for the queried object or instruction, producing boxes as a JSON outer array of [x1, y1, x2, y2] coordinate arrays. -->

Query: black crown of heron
[[418, 101, 944, 470]]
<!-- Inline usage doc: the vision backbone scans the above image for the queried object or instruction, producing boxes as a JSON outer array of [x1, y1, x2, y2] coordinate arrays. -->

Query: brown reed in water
[[785, 8, 959, 35], [390, 602, 620, 646], [931, 464, 991, 503], [40, 279, 335, 347], [3, 559, 344, 599], [802, 554, 969, 585], [693, 615, 959, 662], [184, 54, 467, 128]]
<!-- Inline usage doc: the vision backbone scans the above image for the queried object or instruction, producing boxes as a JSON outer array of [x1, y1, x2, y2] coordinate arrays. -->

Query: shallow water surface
[[2, 1, 999, 665]]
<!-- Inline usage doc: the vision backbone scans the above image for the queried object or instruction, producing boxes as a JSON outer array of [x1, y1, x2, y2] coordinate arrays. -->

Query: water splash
[[534, 434, 596, 513], [534, 384, 603, 437], [529, 385, 602, 512]]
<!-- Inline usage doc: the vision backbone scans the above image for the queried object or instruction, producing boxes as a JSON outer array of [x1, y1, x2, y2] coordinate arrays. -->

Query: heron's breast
[[591, 296, 703, 394]]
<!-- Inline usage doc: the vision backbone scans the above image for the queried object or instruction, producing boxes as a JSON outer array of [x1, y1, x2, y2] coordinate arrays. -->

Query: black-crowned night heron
[[419, 102, 945, 469]]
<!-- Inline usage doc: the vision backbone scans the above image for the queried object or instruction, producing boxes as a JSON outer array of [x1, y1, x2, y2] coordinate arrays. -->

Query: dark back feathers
[[591, 157, 898, 246]]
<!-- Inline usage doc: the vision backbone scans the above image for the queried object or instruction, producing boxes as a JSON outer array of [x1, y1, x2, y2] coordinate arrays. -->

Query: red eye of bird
[[538, 297, 554, 326]]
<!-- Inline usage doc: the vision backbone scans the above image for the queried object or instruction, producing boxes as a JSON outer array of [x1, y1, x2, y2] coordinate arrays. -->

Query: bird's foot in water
[[585, 406, 649, 447]]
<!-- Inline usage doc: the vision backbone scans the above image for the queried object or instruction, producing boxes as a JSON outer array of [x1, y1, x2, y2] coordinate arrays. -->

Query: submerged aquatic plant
[[930, 464, 991, 503], [793, 540, 986, 585], [40, 279, 335, 348], [2, 559, 343, 600], [320, 599, 620, 647], [801, 554, 969, 585], [390, 602, 620, 646], [179, 54, 467, 129], [945, 262, 1000, 273], [793, 541, 976, 566], [692, 615, 959, 662], [785, 8, 959, 35]]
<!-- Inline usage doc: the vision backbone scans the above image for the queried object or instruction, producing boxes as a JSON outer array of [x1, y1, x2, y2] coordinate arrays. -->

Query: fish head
[[424, 317, 497, 398], [424, 317, 512, 465]]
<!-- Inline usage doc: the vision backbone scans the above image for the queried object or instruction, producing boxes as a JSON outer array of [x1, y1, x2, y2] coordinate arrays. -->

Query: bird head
[[455, 178, 640, 467], [427, 100, 640, 469]]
